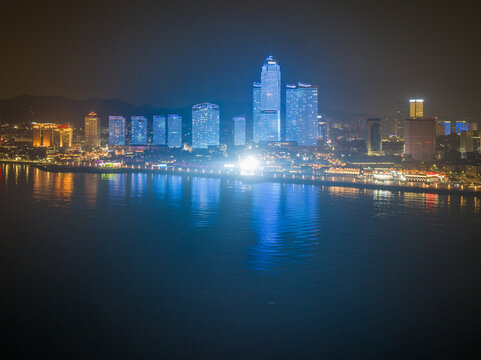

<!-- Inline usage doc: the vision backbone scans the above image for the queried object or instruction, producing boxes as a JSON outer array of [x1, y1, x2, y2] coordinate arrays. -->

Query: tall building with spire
[[253, 54, 281, 142]]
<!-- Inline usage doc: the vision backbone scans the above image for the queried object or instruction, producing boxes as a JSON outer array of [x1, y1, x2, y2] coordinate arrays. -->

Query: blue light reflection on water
[[1, 164, 481, 359]]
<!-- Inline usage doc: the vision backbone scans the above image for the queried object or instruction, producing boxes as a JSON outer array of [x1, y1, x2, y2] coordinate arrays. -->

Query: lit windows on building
[[168, 114, 182, 148], [192, 103, 220, 149], [409, 99, 424, 118], [84, 112, 99, 147], [253, 55, 281, 142], [131, 116, 147, 145], [153, 115, 166, 145], [286, 83, 319, 146], [109, 116, 126, 146], [233, 115, 246, 146]]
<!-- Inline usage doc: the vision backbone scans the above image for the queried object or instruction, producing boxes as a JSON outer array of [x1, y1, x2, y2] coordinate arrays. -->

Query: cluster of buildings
[[104, 54, 317, 149], [19, 54, 478, 173], [32, 123, 73, 148]]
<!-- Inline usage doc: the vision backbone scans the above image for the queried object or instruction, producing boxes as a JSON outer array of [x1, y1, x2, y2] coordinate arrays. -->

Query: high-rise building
[[253, 55, 281, 142], [404, 118, 436, 161], [54, 125, 73, 148], [109, 116, 126, 146], [455, 121, 470, 134], [286, 83, 318, 145], [32, 123, 56, 147], [253, 82, 261, 142], [317, 115, 327, 140], [131, 116, 147, 145], [460, 131, 474, 157], [409, 99, 424, 118], [84, 112, 99, 147], [192, 103, 220, 149], [366, 118, 383, 155], [167, 114, 182, 148], [394, 101, 409, 138], [153, 115, 166, 145], [233, 115, 246, 146]]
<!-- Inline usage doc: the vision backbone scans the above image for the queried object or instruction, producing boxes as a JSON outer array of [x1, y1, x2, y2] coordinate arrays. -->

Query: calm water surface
[[1, 164, 480, 359]]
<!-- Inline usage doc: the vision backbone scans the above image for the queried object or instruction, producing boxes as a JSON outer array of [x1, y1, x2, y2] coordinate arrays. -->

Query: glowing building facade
[[109, 116, 126, 146], [192, 103, 220, 149], [131, 116, 147, 145], [32, 123, 56, 147], [409, 99, 424, 118], [286, 83, 318, 145], [253, 55, 281, 142], [455, 121, 469, 134], [84, 112, 99, 147], [233, 115, 246, 146], [167, 114, 182, 148], [54, 125, 73, 148], [153, 115, 166, 145]]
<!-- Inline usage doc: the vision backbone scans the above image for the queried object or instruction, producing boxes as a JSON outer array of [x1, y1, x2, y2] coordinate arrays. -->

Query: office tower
[[233, 115, 246, 146], [409, 99, 424, 118], [286, 83, 319, 145], [253, 55, 281, 142], [192, 103, 220, 149], [317, 115, 327, 140], [54, 125, 73, 148], [84, 112, 99, 147], [366, 118, 383, 155], [439, 120, 451, 135], [455, 120, 469, 134], [460, 131, 474, 157], [167, 114, 182, 148], [109, 116, 126, 146], [394, 101, 409, 138], [404, 118, 436, 161], [253, 82, 261, 142], [153, 115, 166, 145], [131, 116, 147, 145], [32, 123, 56, 147]]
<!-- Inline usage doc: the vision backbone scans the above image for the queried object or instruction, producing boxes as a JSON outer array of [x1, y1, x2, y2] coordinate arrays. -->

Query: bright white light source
[[239, 156, 259, 175]]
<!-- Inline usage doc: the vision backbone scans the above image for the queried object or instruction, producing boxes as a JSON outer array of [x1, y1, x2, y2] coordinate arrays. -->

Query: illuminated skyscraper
[[366, 118, 383, 155], [109, 116, 126, 146], [131, 116, 147, 145], [455, 121, 470, 134], [317, 115, 327, 140], [286, 83, 318, 145], [153, 115, 166, 145], [167, 114, 182, 148], [409, 99, 424, 118], [233, 115, 246, 146], [32, 123, 56, 147], [253, 82, 261, 141], [253, 55, 281, 142], [54, 125, 73, 148], [192, 103, 220, 149], [84, 112, 99, 147]]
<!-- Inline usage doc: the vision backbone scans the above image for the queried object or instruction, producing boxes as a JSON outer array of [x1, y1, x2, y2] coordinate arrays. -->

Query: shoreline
[[1, 160, 479, 196]]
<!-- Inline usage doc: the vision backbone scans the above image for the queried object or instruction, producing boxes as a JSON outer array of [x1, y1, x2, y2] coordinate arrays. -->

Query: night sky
[[1, 0, 480, 118]]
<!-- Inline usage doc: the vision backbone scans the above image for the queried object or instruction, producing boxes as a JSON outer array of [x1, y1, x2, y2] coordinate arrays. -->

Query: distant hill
[[0, 94, 371, 143]]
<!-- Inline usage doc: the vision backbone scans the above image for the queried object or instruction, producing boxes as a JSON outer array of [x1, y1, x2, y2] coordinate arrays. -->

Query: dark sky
[[1, 0, 480, 118]]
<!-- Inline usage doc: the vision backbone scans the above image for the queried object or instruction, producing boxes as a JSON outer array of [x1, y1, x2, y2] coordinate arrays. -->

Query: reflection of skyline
[[190, 177, 220, 228], [248, 183, 319, 271]]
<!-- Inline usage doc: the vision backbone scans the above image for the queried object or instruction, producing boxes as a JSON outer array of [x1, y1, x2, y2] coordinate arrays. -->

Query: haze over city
[[1, 0, 480, 118], [1, 1, 481, 359]]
